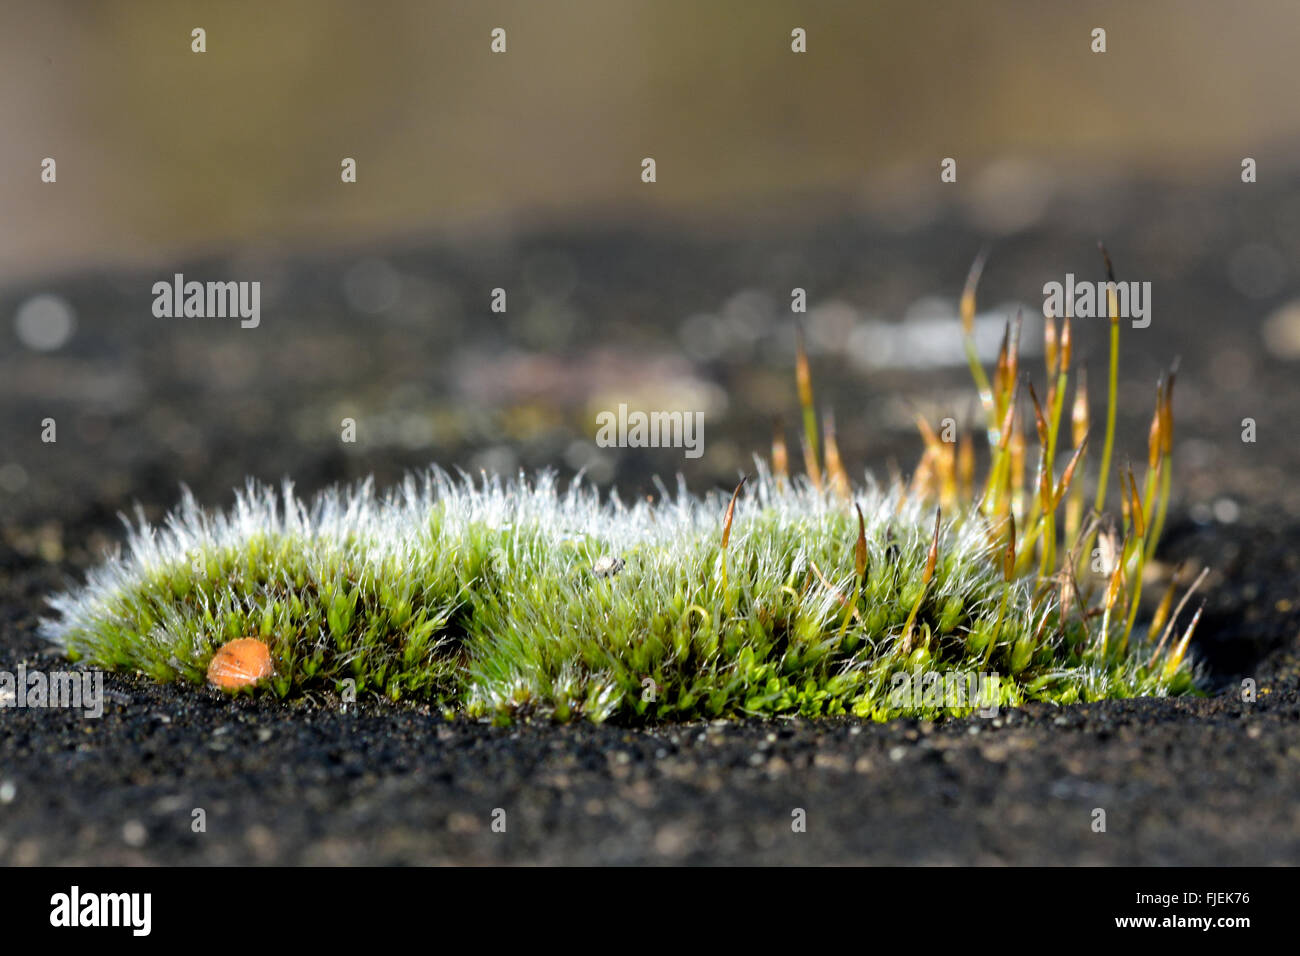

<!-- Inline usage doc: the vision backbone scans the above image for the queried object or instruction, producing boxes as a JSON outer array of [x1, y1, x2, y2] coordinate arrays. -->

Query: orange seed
[[206, 637, 273, 691]]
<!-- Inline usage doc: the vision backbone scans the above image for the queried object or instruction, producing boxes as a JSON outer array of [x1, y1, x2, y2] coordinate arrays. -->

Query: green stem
[[1093, 315, 1119, 514], [964, 336, 996, 444]]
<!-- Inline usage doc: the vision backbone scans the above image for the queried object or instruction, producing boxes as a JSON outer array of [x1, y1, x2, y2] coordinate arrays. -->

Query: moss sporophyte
[[43, 250, 1206, 723]]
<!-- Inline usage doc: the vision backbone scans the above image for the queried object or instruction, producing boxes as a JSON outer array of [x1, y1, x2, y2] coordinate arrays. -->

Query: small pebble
[[122, 820, 147, 847]]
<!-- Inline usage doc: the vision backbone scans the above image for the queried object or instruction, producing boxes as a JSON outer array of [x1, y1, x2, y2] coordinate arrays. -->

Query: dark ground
[[2, 175, 1300, 864]]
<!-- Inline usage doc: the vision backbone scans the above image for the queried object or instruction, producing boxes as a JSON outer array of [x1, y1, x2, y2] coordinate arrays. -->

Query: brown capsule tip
[[1027, 382, 1049, 446], [771, 427, 789, 477], [720, 475, 748, 550], [1105, 565, 1123, 610], [1127, 468, 1146, 538], [960, 248, 988, 336], [1160, 365, 1177, 455], [1098, 241, 1115, 282], [207, 638, 274, 691], [924, 509, 942, 581], [794, 326, 814, 403], [1148, 400, 1163, 470]]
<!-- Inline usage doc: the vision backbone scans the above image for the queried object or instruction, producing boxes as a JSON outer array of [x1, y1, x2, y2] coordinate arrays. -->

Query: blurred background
[[3, 0, 1300, 555]]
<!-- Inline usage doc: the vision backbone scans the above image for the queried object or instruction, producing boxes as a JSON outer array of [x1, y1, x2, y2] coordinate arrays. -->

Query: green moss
[[44, 252, 1204, 723], [45, 469, 1198, 723]]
